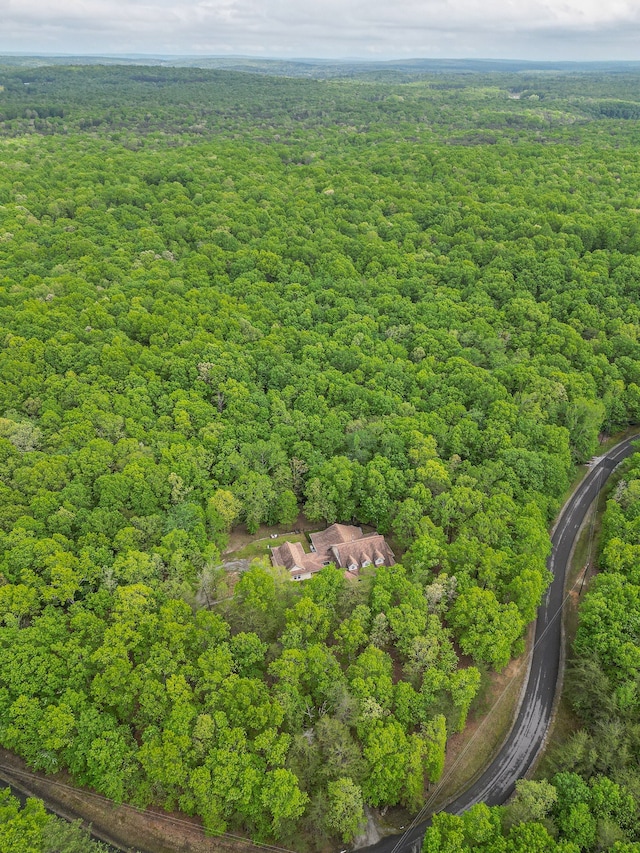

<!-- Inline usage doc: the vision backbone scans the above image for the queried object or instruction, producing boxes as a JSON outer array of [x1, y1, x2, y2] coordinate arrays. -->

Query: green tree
[[260, 768, 309, 836], [360, 718, 409, 807], [450, 588, 524, 670], [325, 777, 366, 842], [504, 779, 558, 829], [0, 789, 49, 853]]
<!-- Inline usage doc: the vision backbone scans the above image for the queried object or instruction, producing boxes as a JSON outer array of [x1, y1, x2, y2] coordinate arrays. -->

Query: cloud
[[1, 0, 639, 58]]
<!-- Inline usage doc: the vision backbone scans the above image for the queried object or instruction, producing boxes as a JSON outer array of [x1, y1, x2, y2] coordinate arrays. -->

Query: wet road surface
[[361, 435, 640, 853]]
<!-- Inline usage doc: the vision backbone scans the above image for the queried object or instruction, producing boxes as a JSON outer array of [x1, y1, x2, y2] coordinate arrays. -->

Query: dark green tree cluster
[[3, 64, 640, 146], [0, 787, 110, 853], [422, 775, 640, 853], [0, 65, 640, 843]]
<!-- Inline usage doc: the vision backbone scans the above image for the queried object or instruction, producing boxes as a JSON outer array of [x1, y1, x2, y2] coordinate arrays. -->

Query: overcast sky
[[1, 0, 639, 61]]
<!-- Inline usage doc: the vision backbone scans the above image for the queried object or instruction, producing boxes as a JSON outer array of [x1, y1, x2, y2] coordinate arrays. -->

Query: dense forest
[[1, 63, 640, 848], [0, 786, 110, 852]]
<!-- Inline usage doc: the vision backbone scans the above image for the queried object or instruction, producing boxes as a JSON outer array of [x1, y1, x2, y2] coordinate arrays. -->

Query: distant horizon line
[[2, 52, 640, 65]]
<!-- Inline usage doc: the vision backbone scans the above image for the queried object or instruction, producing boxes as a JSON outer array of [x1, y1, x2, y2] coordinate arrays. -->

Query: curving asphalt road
[[362, 434, 640, 853]]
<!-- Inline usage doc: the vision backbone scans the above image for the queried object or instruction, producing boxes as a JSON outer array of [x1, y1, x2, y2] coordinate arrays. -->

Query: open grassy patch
[[227, 532, 309, 562]]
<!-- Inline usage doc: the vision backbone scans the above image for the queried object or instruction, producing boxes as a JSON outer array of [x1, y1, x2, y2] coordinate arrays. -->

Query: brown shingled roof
[[272, 525, 394, 580], [329, 534, 395, 570], [271, 541, 306, 570], [309, 524, 363, 559]]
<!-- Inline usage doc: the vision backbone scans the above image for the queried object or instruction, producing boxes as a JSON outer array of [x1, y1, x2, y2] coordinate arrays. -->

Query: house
[[271, 523, 395, 581]]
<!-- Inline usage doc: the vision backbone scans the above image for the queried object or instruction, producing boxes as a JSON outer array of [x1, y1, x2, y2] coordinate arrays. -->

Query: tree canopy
[[1, 62, 640, 846]]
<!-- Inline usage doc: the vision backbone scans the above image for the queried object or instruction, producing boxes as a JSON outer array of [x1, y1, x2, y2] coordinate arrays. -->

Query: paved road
[[363, 435, 640, 853]]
